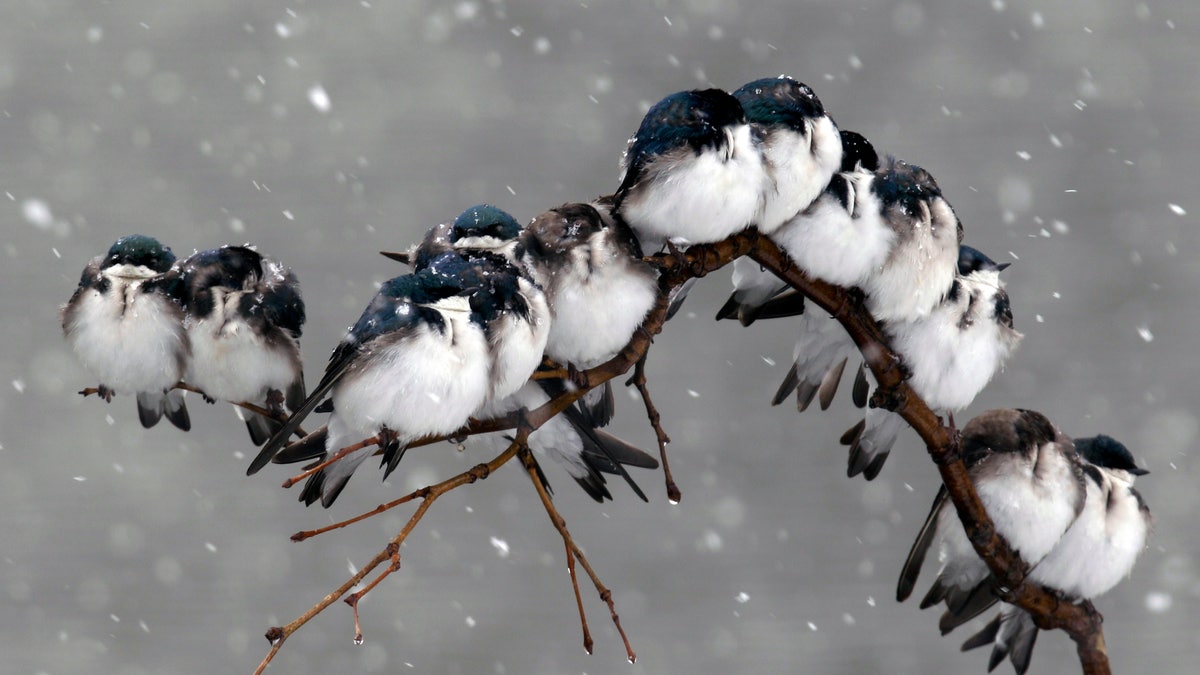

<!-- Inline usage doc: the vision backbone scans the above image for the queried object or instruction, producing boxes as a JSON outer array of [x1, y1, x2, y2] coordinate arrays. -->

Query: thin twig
[[625, 353, 680, 503], [254, 437, 525, 674], [517, 443, 636, 662]]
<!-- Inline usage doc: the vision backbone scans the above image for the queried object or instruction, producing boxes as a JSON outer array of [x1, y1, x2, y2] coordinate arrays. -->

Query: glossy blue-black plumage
[[733, 77, 825, 133]]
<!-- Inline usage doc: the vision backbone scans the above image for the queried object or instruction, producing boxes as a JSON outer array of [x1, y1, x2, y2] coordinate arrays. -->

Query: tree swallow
[[413, 218, 551, 407], [62, 235, 191, 430], [731, 75, 843, 235], [170, 245, 306, 446], [772, 155, 961, 325], [519, 201, 658, 427], [960, 434, 1152, 674], [247, 250, 495, 508], [614, 88, 766, 249], [842, 248, 1022, 479], [896, 409, 1086, 634]]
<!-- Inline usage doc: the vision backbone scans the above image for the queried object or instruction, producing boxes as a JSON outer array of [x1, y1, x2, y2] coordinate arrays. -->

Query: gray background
[[3, 1, 1197, 673]]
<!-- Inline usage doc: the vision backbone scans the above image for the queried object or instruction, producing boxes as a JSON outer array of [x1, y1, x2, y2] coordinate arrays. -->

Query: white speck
[[664, 16, 672, 26], [22, 199, 53, 228], [848, 54, 863, 69], [687, 389, 700, 398], [761, 356, 776, 367], [73, 476, 87, 482], [991, 0, 1005, 11], [735, 592, 750, 603], [464, 505, 473, 513], [1016, 150, 1032, 161], [1035, 314, 1044, 323], [698, 529, 723, 552], [489, 536, 510, 558], [11, 380, 25, 393], [807, 622, 818, 631], [1053, 220, 1070, 234], [104, 414, 115, 426], [1049, 133, 1063, 148], [87, 26, 104, 43], [112, 463, 125, 474], [275, 22, 291, 38], [505, 185, 516, 195], [110, 614, 120, 622], [1145, 591, 1172, 613], [1168, 203, 1186, 216], [1137, 325, 1154, 342], [842, 613, 856, 626], [867, 596, 876, 607], [532, 36, 551, 54], [1039, 228, 1051, 238], [1008, 251, 1019, 260], [1074, 99, 1087, 111], [347, 559, 359, 575], [139, 620, 150, 633], [282, 210, 294, 220], [229, 217, 246, 234], [1030, 11, 1044, 28], [903, 483, 914, 492], [465, 616, 476, 627], [204, 542, 218, 553], [1166, 19, 1175, 29], [308, 84, 331, 113], [1052, 292, 1061, 299], [509, 25, 523, 37]]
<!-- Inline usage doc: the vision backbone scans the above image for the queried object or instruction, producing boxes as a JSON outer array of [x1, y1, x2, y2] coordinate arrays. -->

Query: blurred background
[[2, 1, 1197, 673]]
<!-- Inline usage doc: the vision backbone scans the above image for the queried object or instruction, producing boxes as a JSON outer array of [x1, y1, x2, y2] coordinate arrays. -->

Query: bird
[[169, 245, 305, 446], [960, 434, 1151, 674], [412, 218, 551, 407], [896, 409, 1087, 635], [714, 129, 880, 327], [519, 200, 659, 428], [840, 246, 1022, 479], [771, 155, 961, 325], [61, 234, 191, 430], [613, 88, 766, 249], [731, 75, 844, 235], [246, 249, 496, 508]]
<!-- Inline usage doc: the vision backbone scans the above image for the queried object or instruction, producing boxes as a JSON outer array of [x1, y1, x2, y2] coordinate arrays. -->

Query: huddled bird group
[[62, 74, 1150, 673]]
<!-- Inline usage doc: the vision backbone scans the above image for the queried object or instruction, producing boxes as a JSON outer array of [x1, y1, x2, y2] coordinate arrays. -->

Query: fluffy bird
[[520, 201, 658, 427], [246, 250, 496, 507], [614, 88, 766, 249], [896, 409, 1086, 634], [841, 246, 1022, 479], [731, 75, 844, 234], [170, 245, 305, 445], [961, 434, 1151, 674], [62, 235, 191, 430]]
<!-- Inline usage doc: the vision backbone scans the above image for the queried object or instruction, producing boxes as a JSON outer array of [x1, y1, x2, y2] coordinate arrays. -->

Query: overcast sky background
[[2, 1, 1198, 673]]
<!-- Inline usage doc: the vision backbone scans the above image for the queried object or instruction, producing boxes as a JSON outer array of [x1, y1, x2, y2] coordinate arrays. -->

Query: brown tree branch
[[252, 222, 1108, 674]]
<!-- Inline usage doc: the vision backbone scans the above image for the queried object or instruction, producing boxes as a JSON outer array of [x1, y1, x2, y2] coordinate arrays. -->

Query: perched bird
[[896, 409, 1086, 635], [714, 129, 880, 327], [731, 75, 843, 234], [841, 247, 1022, 479], [614, 88, 766, 249], [413, 219, 550, 407], [520, 201, 658, 427], [170, 245, 305, 445], [246, 250, 495, 507], [771, 156, 961, 325], [62, 235, 191, 430], [961, 435, 1151, 674]]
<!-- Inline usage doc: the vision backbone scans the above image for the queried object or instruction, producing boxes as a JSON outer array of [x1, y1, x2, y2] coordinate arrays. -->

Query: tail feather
[[136, 391, 165, 428], [163, 389, 191, 431]]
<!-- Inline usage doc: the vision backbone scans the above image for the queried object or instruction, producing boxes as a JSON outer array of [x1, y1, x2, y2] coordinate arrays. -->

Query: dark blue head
[[733, 76, 825, 132], [873, 157, 942, 215], [958, 245, 1011, 276], [452, 204, 522, 243], [626, 89, 746, 164], [1075, 435, 1149, 475], [839, 130, 879, 172], [104, 234, 176, 272], [239, 263, 305, 337]]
